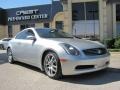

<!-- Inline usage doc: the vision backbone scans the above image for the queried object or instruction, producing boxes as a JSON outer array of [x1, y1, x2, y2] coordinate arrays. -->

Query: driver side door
[[21, 29, 39, 66]]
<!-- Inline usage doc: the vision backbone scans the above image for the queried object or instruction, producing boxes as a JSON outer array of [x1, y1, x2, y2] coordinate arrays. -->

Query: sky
[[0, 0, 59, 9]]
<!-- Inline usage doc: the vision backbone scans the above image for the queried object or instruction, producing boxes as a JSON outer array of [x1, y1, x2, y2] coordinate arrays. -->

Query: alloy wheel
[[7, 48, 13, 63], [44, 53, 58, 77]]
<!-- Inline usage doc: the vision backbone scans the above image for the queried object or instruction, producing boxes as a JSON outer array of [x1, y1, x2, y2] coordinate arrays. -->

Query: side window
[[15, 30, 28, 39], [15, 30, 35, 40]]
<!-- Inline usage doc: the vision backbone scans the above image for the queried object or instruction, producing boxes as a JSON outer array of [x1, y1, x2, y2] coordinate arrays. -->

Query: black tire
[[2, 45, 5, 50], [43, 52, 62, 79], [0, 44, 4, 50], [7, 48, 14, 64]]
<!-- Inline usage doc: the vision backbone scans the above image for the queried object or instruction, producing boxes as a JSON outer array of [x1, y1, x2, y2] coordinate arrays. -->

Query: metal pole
[[93, 12, 96, 38], [84, 2, 87, 38], [51, 0, 53, 28], [89, 10, 97, 39]]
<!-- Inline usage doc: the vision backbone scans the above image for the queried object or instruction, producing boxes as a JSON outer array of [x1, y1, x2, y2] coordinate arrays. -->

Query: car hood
[[49, 38, 105, 49]]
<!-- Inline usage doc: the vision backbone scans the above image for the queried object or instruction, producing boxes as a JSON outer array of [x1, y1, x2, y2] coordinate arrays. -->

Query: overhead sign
[[8, 9, 49, 22], [16, 9, 39, 15]]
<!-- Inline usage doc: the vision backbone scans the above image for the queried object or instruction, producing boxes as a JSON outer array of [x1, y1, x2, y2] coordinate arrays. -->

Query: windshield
[[36, 29, 73, 38]]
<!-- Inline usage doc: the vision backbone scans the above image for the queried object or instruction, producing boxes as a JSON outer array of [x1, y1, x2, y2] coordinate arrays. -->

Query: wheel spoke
[[51, 67, 57, 73], [52, 65, 57, 69], [51, 57, 54, 61], [46, 56, 50, 62], [45, 56, 51, 65], [45, 60, 49, 66], [48, 55, 50, 61], [49, 56, 54, 64], [50, 68, 53, 75]]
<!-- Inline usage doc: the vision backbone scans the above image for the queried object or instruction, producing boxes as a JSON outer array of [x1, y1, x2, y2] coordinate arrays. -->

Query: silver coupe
[[7, 28, 110, 79]]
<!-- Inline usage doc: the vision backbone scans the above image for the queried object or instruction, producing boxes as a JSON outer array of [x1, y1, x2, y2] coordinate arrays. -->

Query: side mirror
[[27, 36, 36, 41]]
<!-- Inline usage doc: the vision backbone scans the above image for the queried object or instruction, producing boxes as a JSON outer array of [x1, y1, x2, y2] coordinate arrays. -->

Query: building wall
[[61, 2, 71, 33], [63, 11, 70, 33], [0, 25, 6, 39], [4, 25, 8, 38], [51, 12, 65, 30], [106, 3, 113, 39], [35, 23, 43, 28], [12, 25, 20, 36]]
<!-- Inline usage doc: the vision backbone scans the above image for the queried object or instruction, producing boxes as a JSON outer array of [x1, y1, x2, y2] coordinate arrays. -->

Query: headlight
[[60, 43, 80, 56]]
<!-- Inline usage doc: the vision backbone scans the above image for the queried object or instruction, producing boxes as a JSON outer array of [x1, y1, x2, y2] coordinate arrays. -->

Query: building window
[[56, 21, 63, 30], [20, 25, 26, 30], [72, 2, 99, 40], [44, 23, 50, 28], [72, 3, 85, 21], [86, 2, 98, 20], [116, 4, 120, 36], [72, 2, 99, 21], [116, 4, 120, 21], [8, 25, 13, 37], [20, 24, 35, 31]]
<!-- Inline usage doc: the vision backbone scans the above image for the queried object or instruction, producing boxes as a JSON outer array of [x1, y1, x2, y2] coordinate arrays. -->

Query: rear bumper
[[61, 56, 110, 75]]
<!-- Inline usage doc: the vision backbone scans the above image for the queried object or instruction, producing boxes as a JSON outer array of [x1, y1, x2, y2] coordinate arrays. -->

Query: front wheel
[[7, 48, 14, 64], [44, 52, 62, 79]]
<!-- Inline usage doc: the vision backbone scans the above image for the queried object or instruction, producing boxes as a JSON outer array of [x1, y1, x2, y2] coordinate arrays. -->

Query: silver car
[[0, 38, 11, 50], [7, 28, 110, 79]]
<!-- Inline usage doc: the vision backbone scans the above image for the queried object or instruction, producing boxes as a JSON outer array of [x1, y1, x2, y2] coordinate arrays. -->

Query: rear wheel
[[43, 52, 62, 79], [7, 48, 14, 64], [0, 44, 4, 50]]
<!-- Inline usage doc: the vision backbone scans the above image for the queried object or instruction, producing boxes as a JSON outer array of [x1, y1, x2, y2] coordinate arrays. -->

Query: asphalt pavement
[[0, 50, 120, 90]]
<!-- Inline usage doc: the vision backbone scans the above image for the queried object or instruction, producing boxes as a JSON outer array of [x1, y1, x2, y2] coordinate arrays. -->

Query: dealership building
[[0, 0, 120, 41]]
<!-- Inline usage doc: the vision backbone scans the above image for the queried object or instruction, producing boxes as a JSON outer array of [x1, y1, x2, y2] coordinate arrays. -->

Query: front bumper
[[60, 56, 110, 75]]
